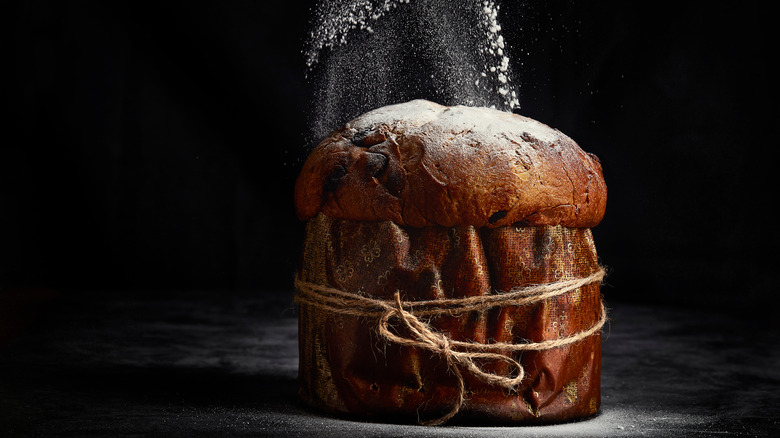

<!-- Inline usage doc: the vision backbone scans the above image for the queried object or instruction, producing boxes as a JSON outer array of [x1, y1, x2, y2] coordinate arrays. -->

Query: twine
[[294, 268, 606, 426]]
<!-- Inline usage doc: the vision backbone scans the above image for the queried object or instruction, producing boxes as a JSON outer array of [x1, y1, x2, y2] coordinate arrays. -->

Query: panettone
[[294, 99, 607, 425]]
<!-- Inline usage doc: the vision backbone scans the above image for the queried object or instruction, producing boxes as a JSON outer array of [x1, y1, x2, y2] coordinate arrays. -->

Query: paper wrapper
[[296, 212, 604, 424]]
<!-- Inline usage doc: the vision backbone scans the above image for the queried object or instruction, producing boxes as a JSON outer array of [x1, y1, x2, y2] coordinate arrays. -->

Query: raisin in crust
[[295, 99, 606, 228]]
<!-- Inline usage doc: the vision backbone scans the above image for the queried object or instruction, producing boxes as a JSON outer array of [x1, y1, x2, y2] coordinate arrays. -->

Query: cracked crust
[[294, 99, 607, 228]]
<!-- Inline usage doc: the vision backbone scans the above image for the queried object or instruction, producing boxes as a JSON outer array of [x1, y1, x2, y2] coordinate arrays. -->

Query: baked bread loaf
[[294, 99, 607, 425], [295, 99, 606, 228]]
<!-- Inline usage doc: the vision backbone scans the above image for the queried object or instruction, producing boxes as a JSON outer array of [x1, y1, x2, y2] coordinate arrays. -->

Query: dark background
[[3, 1, 777, 317]]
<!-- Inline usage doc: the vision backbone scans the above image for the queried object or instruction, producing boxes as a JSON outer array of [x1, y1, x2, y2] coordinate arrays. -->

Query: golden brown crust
[[294, 99, 607, 228]]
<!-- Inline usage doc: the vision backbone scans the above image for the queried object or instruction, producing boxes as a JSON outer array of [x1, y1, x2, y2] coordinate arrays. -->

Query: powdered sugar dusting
[[304, 0, 522, 145], [349, 99, 558, 145], [441, 104, 558, 143], [345, 99, 442, 133], [478, 1, 519, 109], [304, 0, 410, 71]]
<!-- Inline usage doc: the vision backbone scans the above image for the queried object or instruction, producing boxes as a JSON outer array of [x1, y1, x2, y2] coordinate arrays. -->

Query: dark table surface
[[1, 290, 778, 437]]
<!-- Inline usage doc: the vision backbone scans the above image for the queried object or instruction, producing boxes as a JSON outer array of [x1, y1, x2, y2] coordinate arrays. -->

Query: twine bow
[[295, 268, 606, 426]]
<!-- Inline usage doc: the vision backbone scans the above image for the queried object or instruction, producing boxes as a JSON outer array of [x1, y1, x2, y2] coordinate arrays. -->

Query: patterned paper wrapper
[[296, 212, 604, 424]]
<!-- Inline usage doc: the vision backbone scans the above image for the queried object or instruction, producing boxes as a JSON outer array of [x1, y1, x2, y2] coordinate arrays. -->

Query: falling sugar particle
[[304, 0, 521, 145]]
